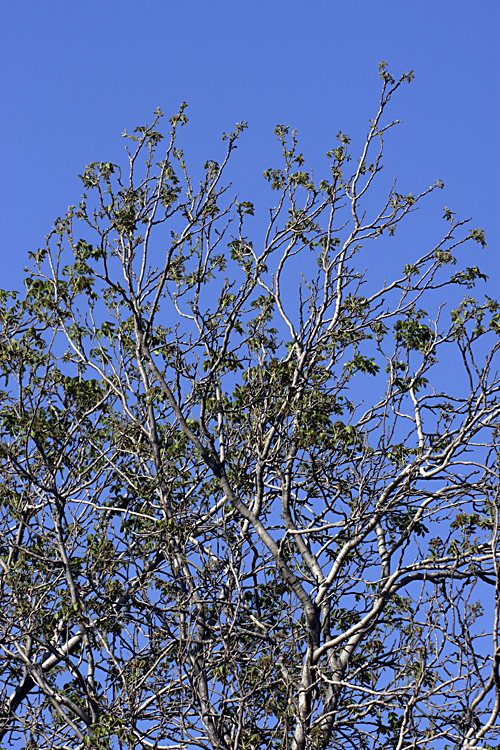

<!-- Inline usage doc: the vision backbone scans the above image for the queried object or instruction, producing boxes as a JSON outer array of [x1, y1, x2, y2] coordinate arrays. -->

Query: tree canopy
[[1, 65, 499, 750]]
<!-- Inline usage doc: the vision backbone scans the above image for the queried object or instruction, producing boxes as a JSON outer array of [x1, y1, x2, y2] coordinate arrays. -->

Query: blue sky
[[1, 1, 499, 293]]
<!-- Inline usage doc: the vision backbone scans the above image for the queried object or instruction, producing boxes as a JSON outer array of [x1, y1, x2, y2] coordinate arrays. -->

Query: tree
[[0, 63, 499, 750]]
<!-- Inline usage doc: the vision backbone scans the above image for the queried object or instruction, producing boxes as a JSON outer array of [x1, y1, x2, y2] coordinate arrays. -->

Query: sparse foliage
[[1, 68, 499, 750]]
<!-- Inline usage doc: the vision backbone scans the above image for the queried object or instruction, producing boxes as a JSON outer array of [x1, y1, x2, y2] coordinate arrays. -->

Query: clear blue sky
[[1, 1, 499, 293]]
